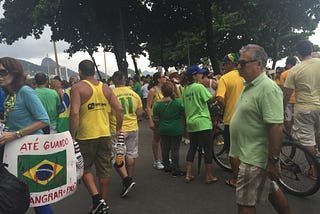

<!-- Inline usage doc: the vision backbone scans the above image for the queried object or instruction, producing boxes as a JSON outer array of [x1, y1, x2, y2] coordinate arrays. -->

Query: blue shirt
[[0, 88, 5, 113], [6, 86, 50, 134]]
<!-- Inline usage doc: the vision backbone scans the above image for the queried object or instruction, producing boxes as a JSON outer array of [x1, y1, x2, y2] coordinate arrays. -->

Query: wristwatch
[[16, 130, 23, 138], [269, 156, 280, 164]]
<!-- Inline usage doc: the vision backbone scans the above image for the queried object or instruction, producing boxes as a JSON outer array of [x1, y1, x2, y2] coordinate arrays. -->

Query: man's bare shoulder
[[102, 83, 113, 98], [72, 81, 90, 92]]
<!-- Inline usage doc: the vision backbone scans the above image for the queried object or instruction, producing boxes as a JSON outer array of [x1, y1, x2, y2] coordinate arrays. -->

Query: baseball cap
[[223, 53, 239, 65], [186, 65, 206, 75]]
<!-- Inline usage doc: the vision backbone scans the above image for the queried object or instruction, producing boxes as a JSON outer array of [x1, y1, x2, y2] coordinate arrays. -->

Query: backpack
[[0, 163, 30, 214]]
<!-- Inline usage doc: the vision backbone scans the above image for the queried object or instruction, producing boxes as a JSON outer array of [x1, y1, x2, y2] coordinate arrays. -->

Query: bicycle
[[211, 119, 232, 172], [277, 130, 320, 197]]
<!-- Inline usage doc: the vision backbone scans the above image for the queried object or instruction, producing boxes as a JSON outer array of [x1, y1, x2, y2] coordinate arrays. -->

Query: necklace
[[4, 93, 16, 122]]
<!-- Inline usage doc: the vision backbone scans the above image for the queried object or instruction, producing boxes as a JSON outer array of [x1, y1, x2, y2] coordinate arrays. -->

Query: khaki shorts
[[78, 137, 112, 178], [292, 110, 320, 146], [236, 162, 279, 206], [111, 131, 139, 159]]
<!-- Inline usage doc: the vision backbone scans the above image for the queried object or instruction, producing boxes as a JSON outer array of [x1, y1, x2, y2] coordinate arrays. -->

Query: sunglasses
[[238, 60, 257, 67], [160, 76, 166, 78], [0, 69, 9, 77]]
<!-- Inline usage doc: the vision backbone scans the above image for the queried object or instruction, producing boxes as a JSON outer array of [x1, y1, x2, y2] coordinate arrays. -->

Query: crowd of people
[[0, 39, 319, 214]]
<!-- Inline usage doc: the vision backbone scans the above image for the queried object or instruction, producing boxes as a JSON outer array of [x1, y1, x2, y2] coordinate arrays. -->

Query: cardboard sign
[[3, 131, 77, 207]]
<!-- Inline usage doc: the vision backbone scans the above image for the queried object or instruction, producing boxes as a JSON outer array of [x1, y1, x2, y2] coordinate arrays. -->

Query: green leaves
[[1, 0, 320, 72]]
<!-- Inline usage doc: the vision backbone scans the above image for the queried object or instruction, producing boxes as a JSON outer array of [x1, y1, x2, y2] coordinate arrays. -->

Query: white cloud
[[309, 23, 320, 46], [0, 24, 157, 75]]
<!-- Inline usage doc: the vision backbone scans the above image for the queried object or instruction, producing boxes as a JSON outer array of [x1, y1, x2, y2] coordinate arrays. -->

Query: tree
[[0, 0, 144, 76], [1, 0, 320, 73], [143, 0, 208, 70], [144, 0, 320, 71], [211, 0, 320, 68]]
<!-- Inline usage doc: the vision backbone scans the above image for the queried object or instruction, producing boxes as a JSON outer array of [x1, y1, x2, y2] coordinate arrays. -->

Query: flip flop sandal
[[225, 179, 236, 188], [206, 177, 218, 184], [185, 175, 195, 183]]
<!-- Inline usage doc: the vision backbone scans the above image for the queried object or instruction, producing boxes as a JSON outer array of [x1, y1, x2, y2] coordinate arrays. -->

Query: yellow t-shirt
[[110, 86, 142, 132], [280, 70, 295, 104], [274, 78, 281, 85], [176, 84, 184, 99], [215, 70, 244, 124], [77, 80, 111, 140], [284, 58, 320, 111]]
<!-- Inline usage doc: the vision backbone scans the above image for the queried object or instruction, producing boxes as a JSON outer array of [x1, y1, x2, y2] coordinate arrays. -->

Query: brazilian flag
[[17, 150, 67, 193]]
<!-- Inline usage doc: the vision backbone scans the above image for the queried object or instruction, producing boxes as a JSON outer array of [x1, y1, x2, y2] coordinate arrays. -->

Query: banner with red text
[[3, 131, 77, 207]]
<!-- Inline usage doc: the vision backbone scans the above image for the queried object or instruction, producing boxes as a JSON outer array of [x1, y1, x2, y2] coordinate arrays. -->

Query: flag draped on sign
[[3, 131, 77, 207]]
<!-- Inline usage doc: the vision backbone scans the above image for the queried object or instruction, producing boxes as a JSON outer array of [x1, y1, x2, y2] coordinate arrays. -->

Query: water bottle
[[74, 141, 84, 180], [0, 123, 5, 135], [115, 132, 126, 168]]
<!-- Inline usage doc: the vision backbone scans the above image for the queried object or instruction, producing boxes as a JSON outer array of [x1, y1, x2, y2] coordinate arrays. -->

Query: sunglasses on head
[[238, 60, 257, 67], [0, 69, 9, 77]]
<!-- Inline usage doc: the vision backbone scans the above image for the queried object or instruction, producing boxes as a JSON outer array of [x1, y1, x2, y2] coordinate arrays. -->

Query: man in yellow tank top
[[70, 60, 123, 214]]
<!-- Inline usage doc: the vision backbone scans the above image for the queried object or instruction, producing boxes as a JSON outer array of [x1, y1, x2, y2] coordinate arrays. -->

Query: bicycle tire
[[278, 141, 320, 197], [212, 131, 232, 172]]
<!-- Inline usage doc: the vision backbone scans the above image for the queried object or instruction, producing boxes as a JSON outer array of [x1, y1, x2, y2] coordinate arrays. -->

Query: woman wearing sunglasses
[[0, 57, 53, 214], [146, 71, 167, 170]]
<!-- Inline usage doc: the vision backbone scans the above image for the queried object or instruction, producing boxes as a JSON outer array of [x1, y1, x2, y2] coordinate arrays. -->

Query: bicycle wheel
[[278, 141, 320, 197], [212, 131, 232, 172]]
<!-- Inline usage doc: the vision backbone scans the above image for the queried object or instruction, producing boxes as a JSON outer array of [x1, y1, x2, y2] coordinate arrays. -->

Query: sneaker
[[121, 180, 136, 198], [153, 160, 164, 170], [90, 199, 109, 214], [184, 139, 190, 145]]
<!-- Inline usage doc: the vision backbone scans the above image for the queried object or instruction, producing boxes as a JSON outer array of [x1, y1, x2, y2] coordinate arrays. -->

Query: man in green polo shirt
[[230, 44, 291, 214]]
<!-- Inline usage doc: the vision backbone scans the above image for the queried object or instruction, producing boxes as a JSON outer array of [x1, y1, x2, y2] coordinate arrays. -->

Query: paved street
[[27, 120, 320, 214]]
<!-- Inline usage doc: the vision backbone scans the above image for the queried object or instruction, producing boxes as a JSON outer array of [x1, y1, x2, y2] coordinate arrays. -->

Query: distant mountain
[[18, 57, 78, 80], [142, 70, 155, 76], [18, 58, 154, 80]]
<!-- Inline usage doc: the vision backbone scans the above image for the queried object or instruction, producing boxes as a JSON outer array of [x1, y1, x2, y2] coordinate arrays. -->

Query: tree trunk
[[131, 54, 139, 74], [112, 2, 128, 76], [200, 0, 220, 74]]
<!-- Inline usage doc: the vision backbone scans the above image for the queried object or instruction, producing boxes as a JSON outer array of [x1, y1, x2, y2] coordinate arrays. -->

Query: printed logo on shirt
[[88, 102, 107, 110]]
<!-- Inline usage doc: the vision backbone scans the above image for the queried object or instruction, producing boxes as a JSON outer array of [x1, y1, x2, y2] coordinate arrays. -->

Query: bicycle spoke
[[212, 132, 232, 172], [278, 141, 320, 196]]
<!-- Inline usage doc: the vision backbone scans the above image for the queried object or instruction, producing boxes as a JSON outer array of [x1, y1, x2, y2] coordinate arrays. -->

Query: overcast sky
[[0, 4, 320, 75], [0, 25, 155, 76]]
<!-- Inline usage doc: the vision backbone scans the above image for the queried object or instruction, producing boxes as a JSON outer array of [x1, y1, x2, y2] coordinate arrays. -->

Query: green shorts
[[78, 137, 112, 178]]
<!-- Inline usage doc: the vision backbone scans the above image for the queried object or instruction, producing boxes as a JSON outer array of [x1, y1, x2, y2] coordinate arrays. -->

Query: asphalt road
[[27, 120, 320, 214]]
